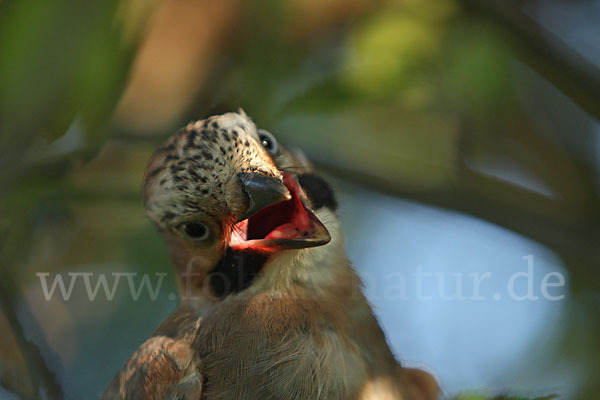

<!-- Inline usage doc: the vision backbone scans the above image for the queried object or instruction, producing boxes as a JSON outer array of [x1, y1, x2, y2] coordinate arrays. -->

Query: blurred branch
[[0, 265, 64, 399], [456, 115, 600, 222], [315, 157, 600, 284], [458, 0, 600, 120]]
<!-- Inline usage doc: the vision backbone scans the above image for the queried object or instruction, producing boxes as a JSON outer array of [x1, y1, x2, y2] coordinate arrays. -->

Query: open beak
[[237, 172, 292, 221], [231, 173, 331, 251]]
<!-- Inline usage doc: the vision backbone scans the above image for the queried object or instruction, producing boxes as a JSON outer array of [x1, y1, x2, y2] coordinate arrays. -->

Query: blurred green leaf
[[442, 23, 515, 117], [342, 10, 443, 104], [0, 0, 132, 160]]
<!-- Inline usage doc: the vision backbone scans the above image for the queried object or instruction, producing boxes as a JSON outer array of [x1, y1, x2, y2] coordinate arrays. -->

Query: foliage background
[[0, 0, 599, 398]]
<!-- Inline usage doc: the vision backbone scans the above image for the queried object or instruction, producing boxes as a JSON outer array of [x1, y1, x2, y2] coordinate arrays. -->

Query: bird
[[102, 110, 439, 400]]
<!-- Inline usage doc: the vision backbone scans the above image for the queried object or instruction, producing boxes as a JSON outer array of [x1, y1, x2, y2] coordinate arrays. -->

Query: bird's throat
[[209, 249, 268, 298]]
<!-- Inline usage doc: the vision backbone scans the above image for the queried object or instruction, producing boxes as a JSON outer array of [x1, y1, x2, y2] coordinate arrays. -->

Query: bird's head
[[143, 111, 342, 303]]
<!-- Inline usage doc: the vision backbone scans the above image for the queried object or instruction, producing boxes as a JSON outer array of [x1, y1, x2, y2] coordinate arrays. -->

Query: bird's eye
[[180, 222, 210, 241], [258, 129, 278, 155]]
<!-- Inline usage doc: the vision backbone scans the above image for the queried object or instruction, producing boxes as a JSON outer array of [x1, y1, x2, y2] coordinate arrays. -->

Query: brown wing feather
[[102, 308, 203, 400]]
